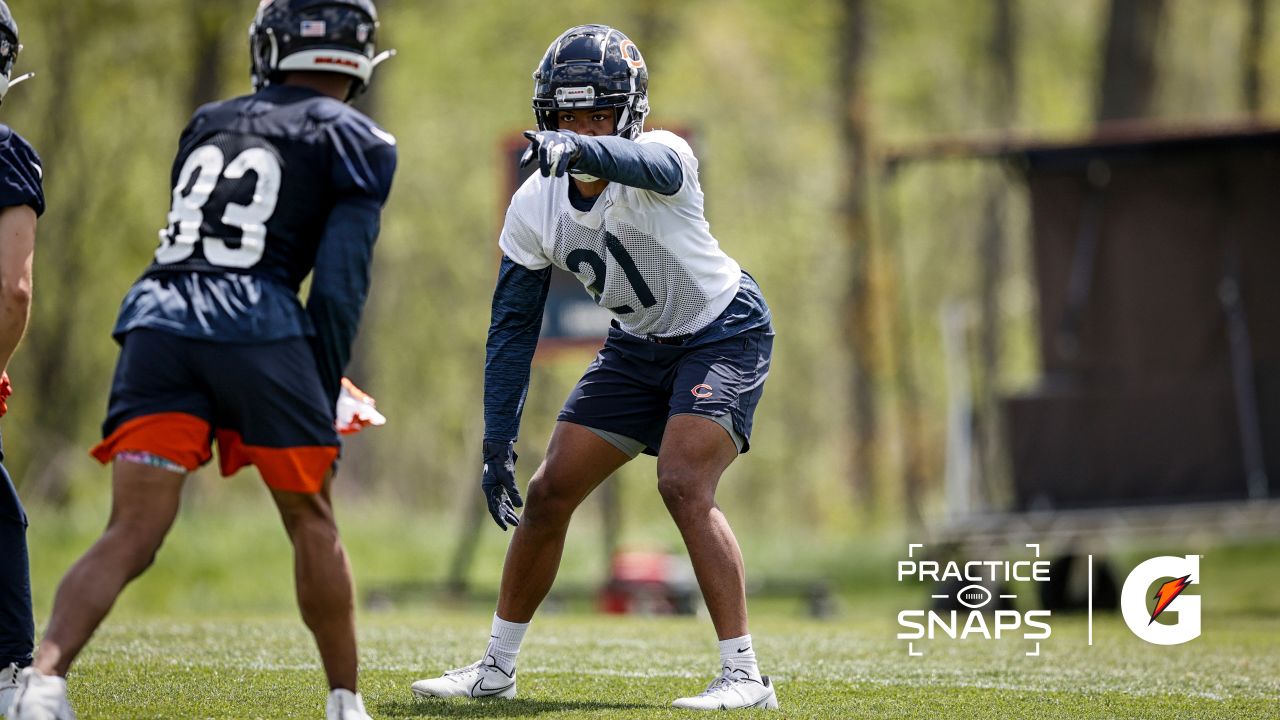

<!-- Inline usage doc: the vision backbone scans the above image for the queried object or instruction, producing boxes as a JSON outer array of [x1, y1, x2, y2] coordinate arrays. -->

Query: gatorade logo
[[1121, 555, 1201, 645]]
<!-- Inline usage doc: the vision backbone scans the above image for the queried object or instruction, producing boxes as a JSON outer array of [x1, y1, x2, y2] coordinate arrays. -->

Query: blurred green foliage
[[2, 0, 1276, 541]]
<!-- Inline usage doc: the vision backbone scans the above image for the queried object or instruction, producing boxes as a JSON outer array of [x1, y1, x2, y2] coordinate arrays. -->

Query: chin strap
[[372, 48, 397, 68], [8, 71, 33, 88]]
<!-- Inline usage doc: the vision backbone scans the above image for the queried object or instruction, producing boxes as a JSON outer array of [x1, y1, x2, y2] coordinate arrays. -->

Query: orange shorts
[[91, 330, 339, 494]]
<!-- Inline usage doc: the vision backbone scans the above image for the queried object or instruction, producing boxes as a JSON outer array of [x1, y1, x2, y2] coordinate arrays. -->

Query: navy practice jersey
[[0, 124, 45, 217], [112, 84, 397, 401]]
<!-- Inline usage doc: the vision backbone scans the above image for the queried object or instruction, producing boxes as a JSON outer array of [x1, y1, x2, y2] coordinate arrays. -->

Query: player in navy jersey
[[10, 2, 395, 719], [411, 25, 778, 711], [0, 3, 42, 717]]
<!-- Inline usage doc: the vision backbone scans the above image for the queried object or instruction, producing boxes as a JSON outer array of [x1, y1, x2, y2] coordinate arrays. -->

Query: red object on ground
[[599, 550, 697, 615]]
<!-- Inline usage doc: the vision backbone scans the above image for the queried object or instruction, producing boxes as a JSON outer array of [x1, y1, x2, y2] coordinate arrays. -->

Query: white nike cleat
[[6, 667, 76, 720], [0, 663, 18, 716], [326, 688, 372, 720], [410, 656, 516, 700], [672, 670, 779, 710]]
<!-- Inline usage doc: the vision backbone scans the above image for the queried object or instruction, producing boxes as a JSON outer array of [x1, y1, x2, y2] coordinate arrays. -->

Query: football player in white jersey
[[411, 24, 777, 711]]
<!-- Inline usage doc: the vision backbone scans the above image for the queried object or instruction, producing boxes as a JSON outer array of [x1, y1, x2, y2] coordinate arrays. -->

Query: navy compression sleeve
[[306, 197, 380, 406], [572, 135, 683, 195], [484, 256, 552, 442]]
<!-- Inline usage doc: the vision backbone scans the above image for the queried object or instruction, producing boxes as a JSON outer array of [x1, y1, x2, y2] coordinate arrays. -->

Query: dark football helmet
[[0, 1, 33, 103], [532, 24, 649, 140], [249, 0, 394, 100]]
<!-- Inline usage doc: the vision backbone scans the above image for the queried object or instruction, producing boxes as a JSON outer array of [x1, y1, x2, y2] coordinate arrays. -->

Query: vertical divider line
[[1088, 554, 1094, 646]]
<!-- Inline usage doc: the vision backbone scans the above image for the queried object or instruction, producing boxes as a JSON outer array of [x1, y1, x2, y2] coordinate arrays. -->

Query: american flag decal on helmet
[[300, 20, 327, 38]]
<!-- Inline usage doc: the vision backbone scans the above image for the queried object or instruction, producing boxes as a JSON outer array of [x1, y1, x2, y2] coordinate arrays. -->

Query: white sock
[[718, 634, 761, 682], [485, 614, 529, 675]]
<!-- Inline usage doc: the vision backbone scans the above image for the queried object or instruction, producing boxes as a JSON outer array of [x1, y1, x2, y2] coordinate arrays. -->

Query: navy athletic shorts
[[91, 329, 339, 493], [558, 323, 773, 456]]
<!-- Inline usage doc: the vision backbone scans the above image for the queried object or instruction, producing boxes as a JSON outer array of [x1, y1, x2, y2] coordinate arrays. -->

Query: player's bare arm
[[0, 203, 34, 374]]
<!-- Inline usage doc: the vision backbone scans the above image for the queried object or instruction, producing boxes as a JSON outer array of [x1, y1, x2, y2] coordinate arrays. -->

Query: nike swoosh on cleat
[[471, 679, 515, 697]]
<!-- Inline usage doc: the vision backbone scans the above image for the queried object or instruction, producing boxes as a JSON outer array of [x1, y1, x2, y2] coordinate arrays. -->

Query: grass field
[[52, 610, 1279, 719], [23, 491, 1280, 719]]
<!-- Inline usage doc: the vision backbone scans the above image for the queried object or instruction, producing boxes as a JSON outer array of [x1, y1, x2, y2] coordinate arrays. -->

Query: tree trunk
[[188, 2, 232, 110], [1244, 0, 1268, 117], [19, 3, 92, 505], [1097, 0, 1166, 123], [837, 0, 879, 512], [974, 0, 1019, 512]]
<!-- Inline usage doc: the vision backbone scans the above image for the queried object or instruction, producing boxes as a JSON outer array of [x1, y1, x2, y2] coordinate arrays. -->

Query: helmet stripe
[[278, 49, 372, 83]]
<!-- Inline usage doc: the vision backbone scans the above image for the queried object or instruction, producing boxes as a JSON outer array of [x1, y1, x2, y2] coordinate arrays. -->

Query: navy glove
[[520, 130, 581, 178], [482, 439, 524, 530]]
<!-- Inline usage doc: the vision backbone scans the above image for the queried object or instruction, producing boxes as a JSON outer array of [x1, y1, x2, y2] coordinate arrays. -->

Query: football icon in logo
[[956, 584, 993, 609]]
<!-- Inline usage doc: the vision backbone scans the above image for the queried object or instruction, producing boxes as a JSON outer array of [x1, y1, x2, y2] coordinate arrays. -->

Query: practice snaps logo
[[896, 544, 1052, 657], [1121, 555, 1201, 645]]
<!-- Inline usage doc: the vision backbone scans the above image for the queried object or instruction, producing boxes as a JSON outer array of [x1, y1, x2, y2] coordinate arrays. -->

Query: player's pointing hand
[[521, 130, 581, 178]]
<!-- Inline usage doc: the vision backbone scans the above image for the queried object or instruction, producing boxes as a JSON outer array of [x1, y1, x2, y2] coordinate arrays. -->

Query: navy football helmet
[[249, 0, 394, 100], [532, 25, 649, 140], [0, 1, 33, 103]]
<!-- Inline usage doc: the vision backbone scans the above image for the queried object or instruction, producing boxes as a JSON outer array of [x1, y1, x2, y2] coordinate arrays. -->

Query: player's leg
[[660, 329, 771, 643], [657, 414, 746, 636], [412, 421, 630, 700], [203, 336, 365, 717], [269, 478, 358, 692], [12, 329, 210, 719], [0, 456, 32, 716], [497, 421, 631, 621], [496, 335, 666, 625], [414, 331, 665, 701], [660, 416, 776, 710], [15, 461, 185, 720], [662, 327, 778, 710], [32, 459, 186, 676]]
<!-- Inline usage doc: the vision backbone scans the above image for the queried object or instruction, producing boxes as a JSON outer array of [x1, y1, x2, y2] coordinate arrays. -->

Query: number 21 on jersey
[[156, 142, 282, 268]]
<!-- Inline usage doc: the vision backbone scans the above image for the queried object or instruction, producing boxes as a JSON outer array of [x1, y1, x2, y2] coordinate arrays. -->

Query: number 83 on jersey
[[156, 138, 283, 269]]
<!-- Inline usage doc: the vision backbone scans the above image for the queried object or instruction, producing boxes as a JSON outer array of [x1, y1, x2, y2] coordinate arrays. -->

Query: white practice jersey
[[499, 130, 741, 338]]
